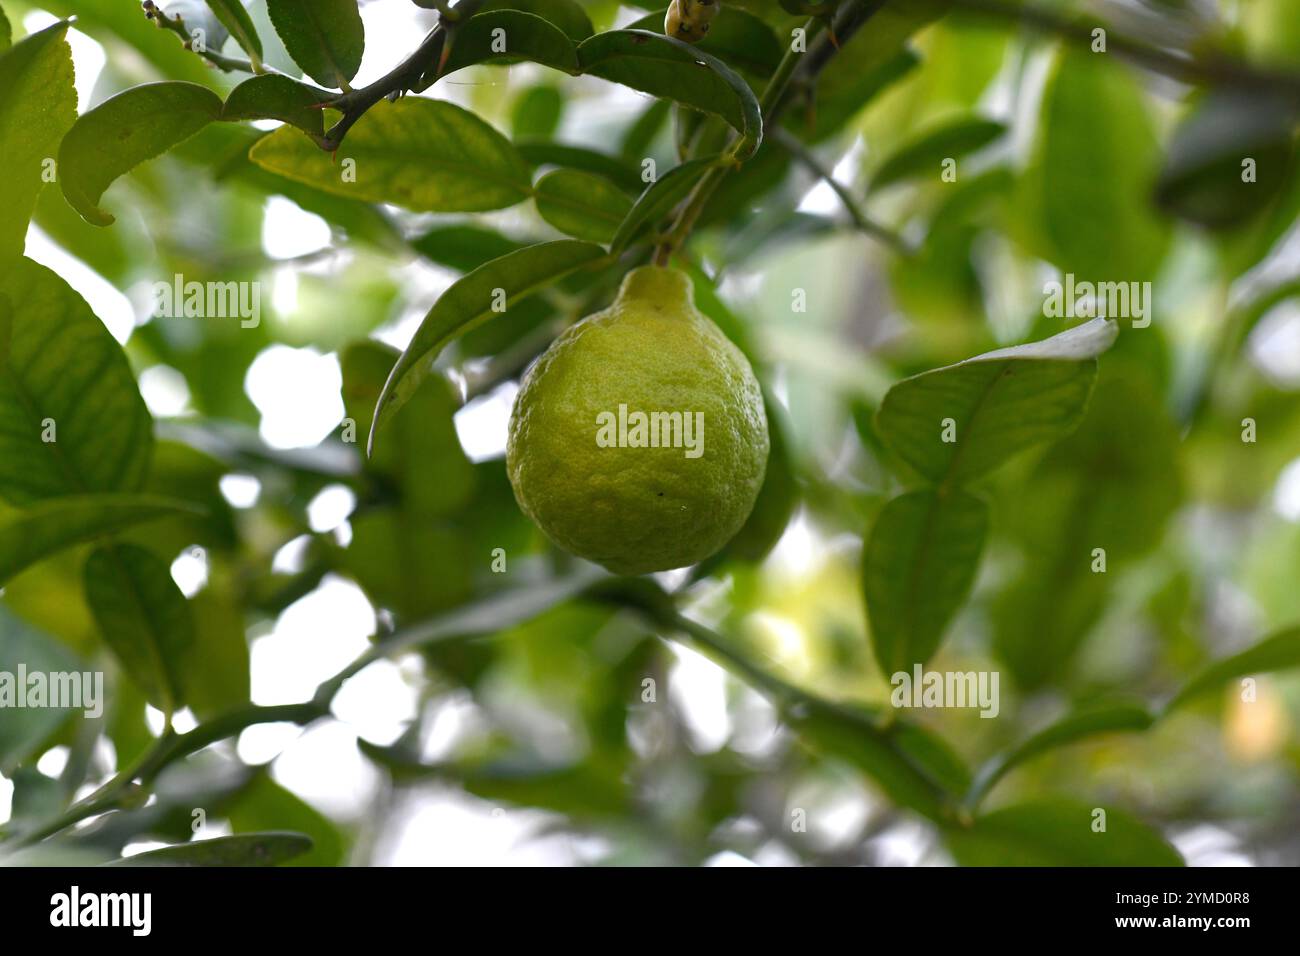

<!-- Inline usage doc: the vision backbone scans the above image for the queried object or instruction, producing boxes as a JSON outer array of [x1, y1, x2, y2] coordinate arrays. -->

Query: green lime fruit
[[507, 266, 769, 575]]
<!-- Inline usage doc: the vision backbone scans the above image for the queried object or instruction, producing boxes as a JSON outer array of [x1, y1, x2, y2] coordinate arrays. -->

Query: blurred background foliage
[[0, 0, 1299, 866]]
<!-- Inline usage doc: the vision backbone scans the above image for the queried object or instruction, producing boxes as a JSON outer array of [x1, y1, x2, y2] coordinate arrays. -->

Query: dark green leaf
[[84, 543, 194, 716], [0, 22, 76, 271], [863, 488, 988, 673], [517, 141, 644, 193], [0, 259, 153, 503], [411, 224, 527, 272], [222, 73, 326, 140], [0, 6, 10, 51], [534, 169, 634, 242], [626, 7, 782, 77], [0, 495, 199, 586], [1164, 626, 1300, 715], [440, 10, 579, 75], [872, 117, 1006, 190], [369, 240, 607, 454], [107, 831, 313, 866], [720, 393, 797, 562], [249, 97, 533, 212], [1155, 90, 1297, 230], [204, 0, 263, 64], [59, 81, 224, 226], [266, 0, 363, 89], [946, 800, 1183, 866], [577, 30, 762, 158], [481, 0, 594, 42], [610, 156, 716, 254], [876, 318, 1117, 486]]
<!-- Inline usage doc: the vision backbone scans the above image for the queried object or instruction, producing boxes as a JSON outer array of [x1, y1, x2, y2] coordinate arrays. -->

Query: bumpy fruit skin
[[507, 266, 769, 575]]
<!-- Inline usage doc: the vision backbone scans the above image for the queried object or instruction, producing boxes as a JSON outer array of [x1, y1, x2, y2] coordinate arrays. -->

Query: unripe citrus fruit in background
[[507, 266, 769, 575]]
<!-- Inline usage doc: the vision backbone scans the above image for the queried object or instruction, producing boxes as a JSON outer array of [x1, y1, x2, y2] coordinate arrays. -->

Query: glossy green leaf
[[369, 240, 607, 454], [204, 0, 263, 64], [577, 30, 762, 158], [0, 259, 153, 503], [626, 7, 782, 77], [84, 543, 195, 716], [966, 703, 1155, 810], [946, 800, 1183, 866], [876, 318, 1118, 486], [481, 0, 593, 42], [440, 10, 579, 76], [249, 97, 532, 212], [59, 81, 223, 226], [1154, 90, 1297, 230], [107, 831, 313, 866], [0, 22, 76, 271], [222, 73, 326, 140], [0, 495, 199, 586], [872, 117, 1006, 190], [266, 0, 363, 89], [534, 169, 634, 242], [1164, 626, 1300, 715], [863, 488, 988, 673], [610, 156, 716, 254]]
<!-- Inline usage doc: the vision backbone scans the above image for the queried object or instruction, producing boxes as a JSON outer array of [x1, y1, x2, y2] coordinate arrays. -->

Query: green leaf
[[805, 48, 918, 145], [107, 831, 314, 866], [875, 318, 1118, 486], [511, 84, 564, 140], [0, 494, 199, 586], [1164, 625, 1300, 715], [966, 703, 1155, 810], [1020, 49, 1170, 280], [204, 0, 263, 65], [871, 117, 1006, 190], [0, 6, 10, 51], [0, 22, 76, 271], [84, 543, 194, 716], [717, 393, 797, 563], [534, 169, 633, 242], [0, 259, 153, 503], [626, 7, 782, 77], [863, 488, 988, 673], [481, 0, 593, 42], [369, 240, 607, 454], [59, 81, 224, 226], [411, 224, 526, 273], [1154, 90, 1297, 230], [179, 583, 250, 719], [440, 10, 579, 76], [946, 800, 1183, 866], [249, 97, 533, 212], [577, 30, 762, 158], [0, 606, 80, 774], [222, 73, 326, 140], [227, 774, 346, 866], [610, 156, 716, 254], [516, 141, 644, 193], [265, 0, 363, 89]]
